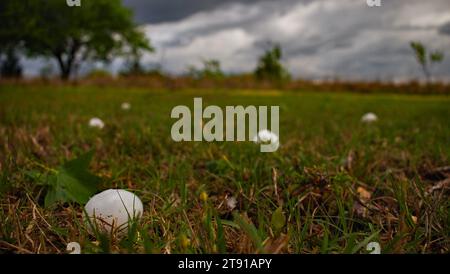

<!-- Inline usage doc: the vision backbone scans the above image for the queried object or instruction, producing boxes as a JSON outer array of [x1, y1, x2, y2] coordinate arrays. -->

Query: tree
[[410, 41, 444, 83], [0, 0, 153, 80], [0, 0, 29, 78], [0, 48, 22, 78], [255, 44, 290, 82]]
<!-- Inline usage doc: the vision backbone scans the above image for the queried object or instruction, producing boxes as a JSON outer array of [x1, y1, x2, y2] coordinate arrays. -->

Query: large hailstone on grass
[[361, 112, 378, 123], [84, 189, 143, 235]]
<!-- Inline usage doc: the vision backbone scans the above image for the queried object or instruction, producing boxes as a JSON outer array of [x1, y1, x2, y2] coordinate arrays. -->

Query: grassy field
[[0, 85, 449, 254]]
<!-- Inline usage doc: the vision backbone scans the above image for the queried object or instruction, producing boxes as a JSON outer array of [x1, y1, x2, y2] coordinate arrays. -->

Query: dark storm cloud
[[132, 0, 450, 81], [23, 0, 450, 81], [439, 22, 450, 35], [122, 0, 267, 24]]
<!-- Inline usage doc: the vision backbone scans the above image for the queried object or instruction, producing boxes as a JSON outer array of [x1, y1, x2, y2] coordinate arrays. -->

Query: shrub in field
[[187, 59, 225, 80], [410, 41, 444, 83], [255, 45, 291, 84]]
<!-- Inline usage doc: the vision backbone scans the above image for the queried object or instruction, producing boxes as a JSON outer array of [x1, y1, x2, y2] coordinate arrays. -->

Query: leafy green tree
[[0, 48, 22, 78], [0, 0, 152, 80], [410, 41, 444, 83], [255, 45, 290, 82], [0, 0, 29, 77]]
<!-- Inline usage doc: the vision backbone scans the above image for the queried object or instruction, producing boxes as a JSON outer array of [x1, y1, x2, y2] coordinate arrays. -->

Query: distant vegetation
[[410, 41, 445, 83], [255, 45, 291, 84], [187, 59, 225, 80]]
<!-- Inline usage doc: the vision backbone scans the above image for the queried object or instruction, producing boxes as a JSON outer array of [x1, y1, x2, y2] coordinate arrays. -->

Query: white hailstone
[[252, 129, 279, 144], [84, 189, 143, 235], [121, 102, 131, 110], [226, 196, 237, 210], [66, 242, 81, 254], [88, 117, 105, 129], [361, 112, 378, 123], [252, 129, 280, 152]]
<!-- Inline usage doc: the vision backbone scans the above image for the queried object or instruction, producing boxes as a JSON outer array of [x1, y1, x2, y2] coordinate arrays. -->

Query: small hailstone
[[84, 189, 143, 235], [361, 113, 378, 123], [88, 117, 105, 129], [252, 129, 279, 144], [121, 102, 131, 110], [226, 196, 237, 210], [252, 129, 280, 151], [66, 242, 81, 254]]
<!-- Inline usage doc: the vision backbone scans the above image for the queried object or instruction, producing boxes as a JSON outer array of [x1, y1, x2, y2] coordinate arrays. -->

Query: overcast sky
[[25, 0, 450, 81]]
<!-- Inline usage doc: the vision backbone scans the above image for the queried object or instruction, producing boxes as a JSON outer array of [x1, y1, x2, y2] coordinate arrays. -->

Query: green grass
[[0, 85, 449, 254]]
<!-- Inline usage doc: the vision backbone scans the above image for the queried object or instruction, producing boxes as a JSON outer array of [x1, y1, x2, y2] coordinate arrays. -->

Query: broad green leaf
[[44, 151, 101, 207]]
